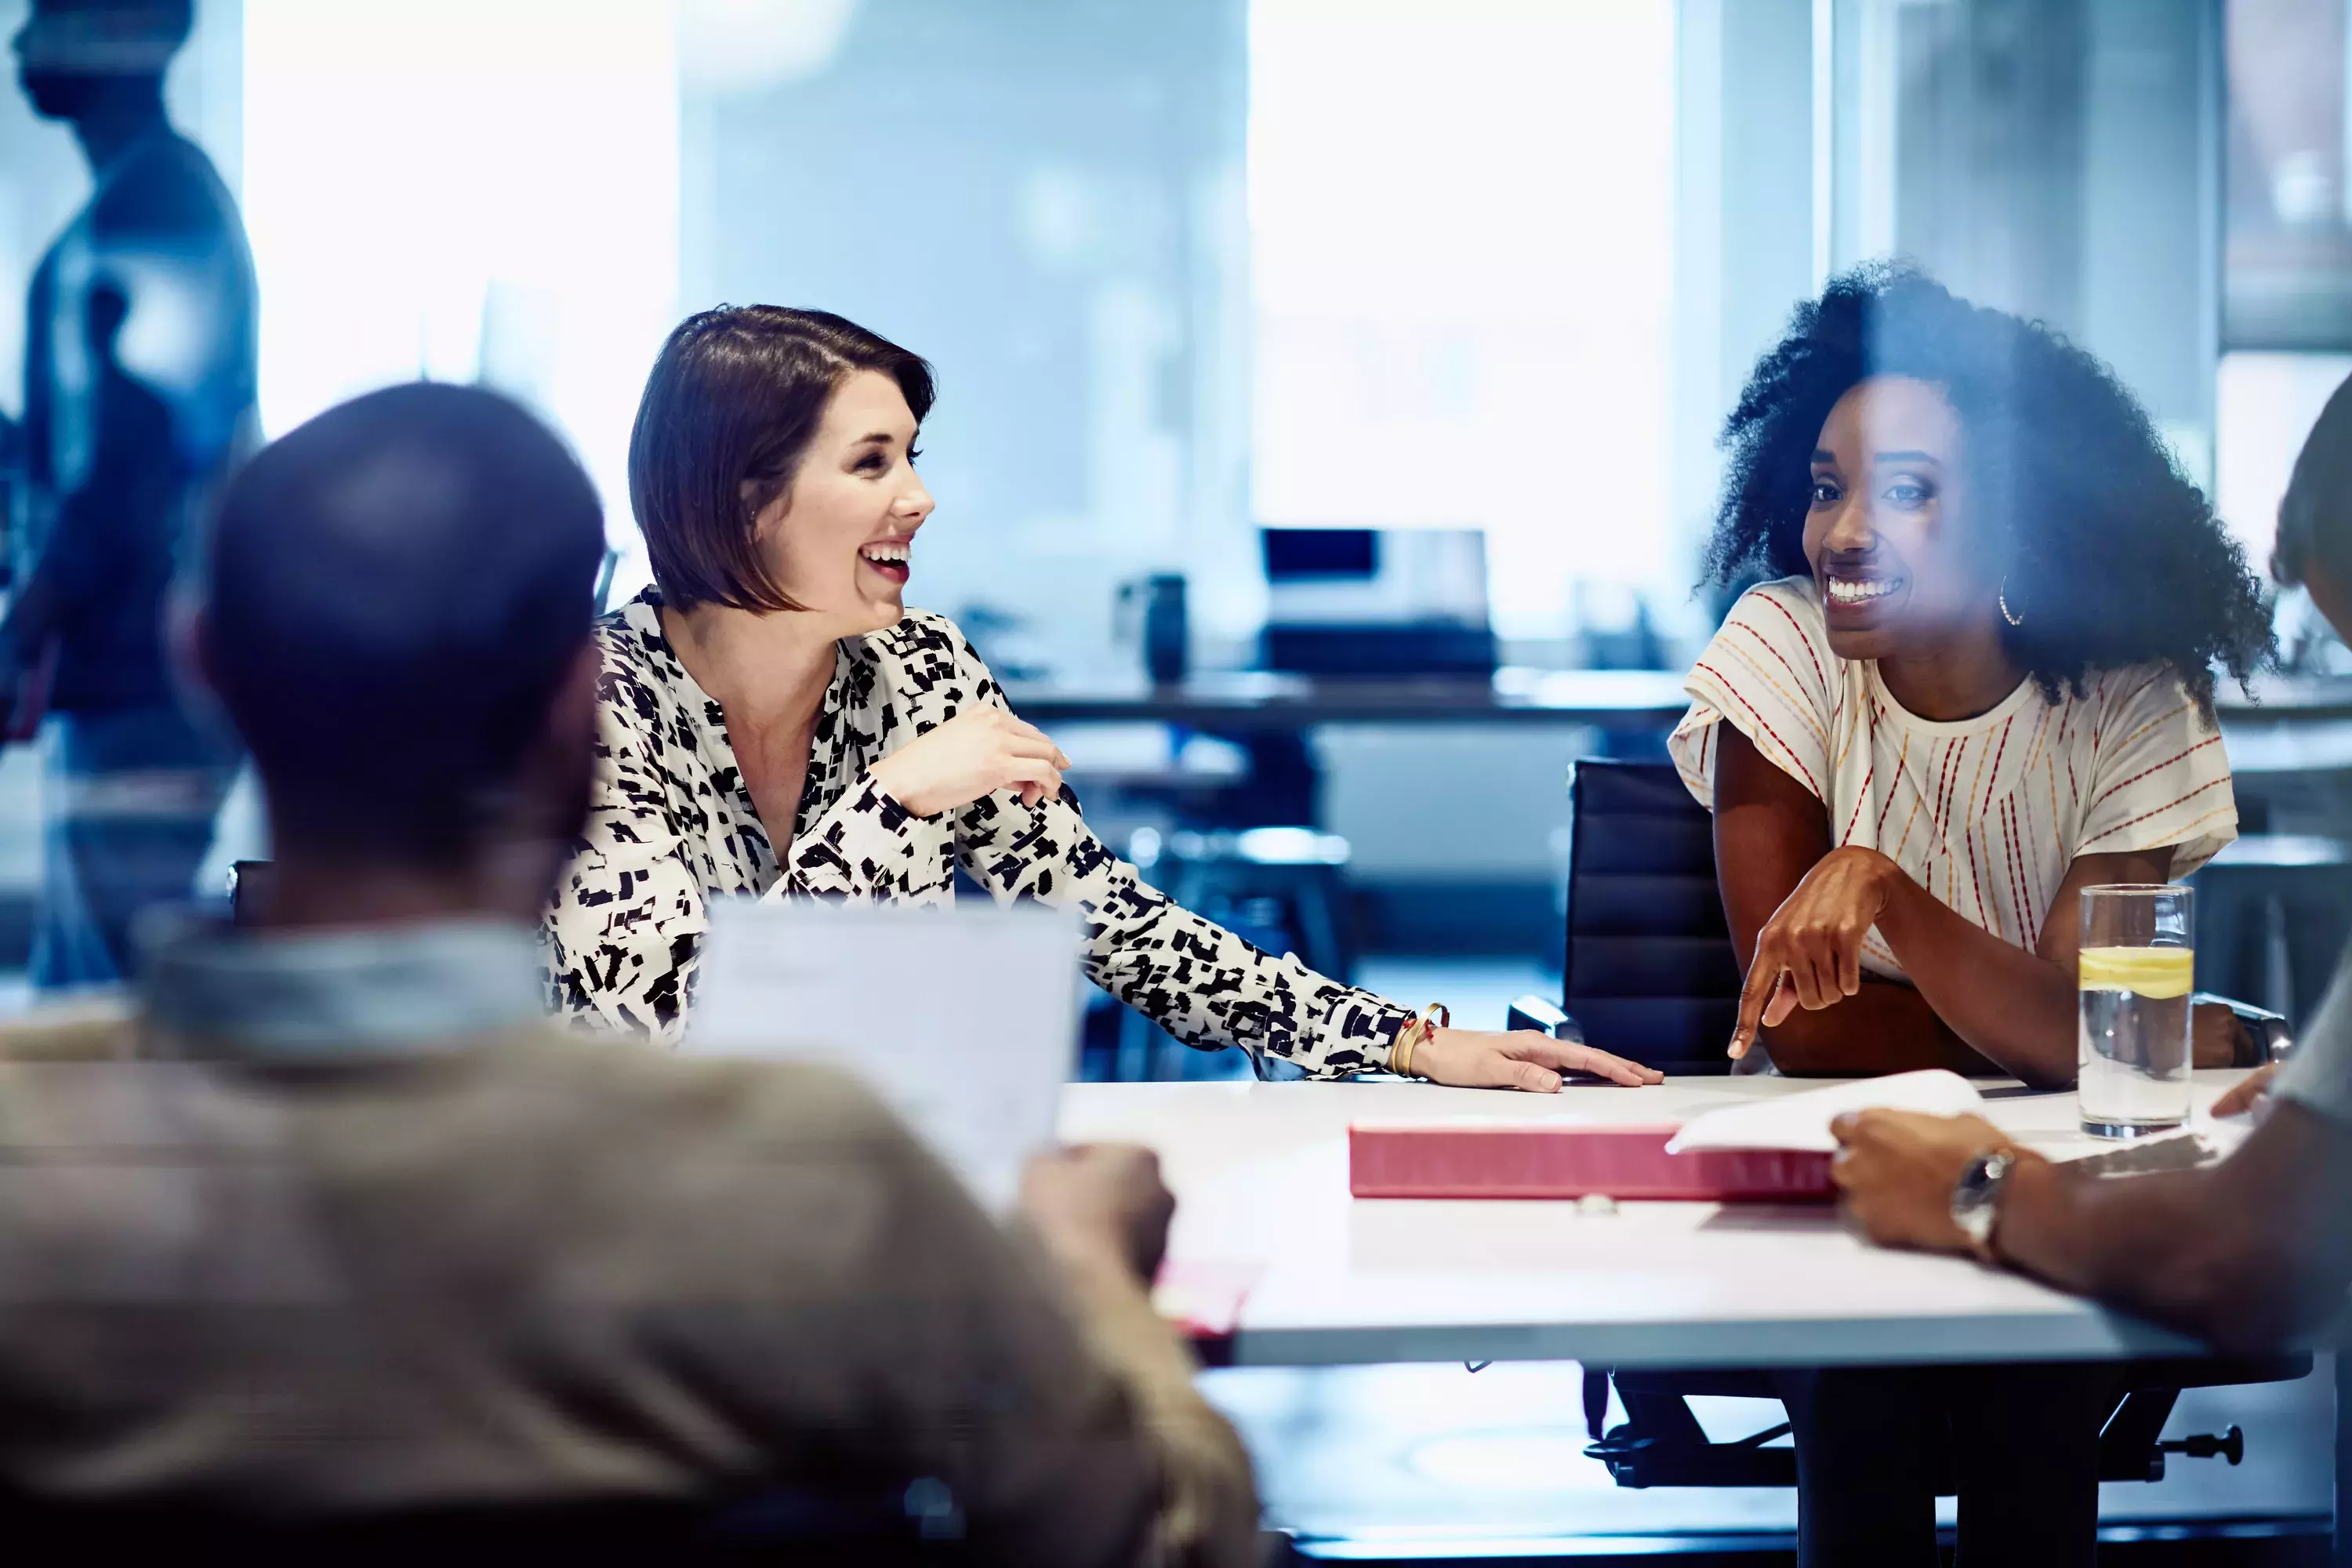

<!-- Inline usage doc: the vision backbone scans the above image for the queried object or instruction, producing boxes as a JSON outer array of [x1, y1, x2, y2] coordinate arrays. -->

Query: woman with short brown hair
[[543, 303, 1661, 1091]]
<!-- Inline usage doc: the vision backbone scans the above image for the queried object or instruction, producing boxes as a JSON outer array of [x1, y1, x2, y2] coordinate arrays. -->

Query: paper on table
[[688, 898, 1083, 1211], [1665, 1069, 1987, 1154]]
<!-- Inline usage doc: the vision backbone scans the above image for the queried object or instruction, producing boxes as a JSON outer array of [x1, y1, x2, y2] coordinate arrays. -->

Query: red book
[[1348, 1122, 1835, 1201]]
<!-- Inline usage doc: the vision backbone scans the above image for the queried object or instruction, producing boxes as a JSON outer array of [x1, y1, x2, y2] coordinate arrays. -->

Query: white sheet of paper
[[688, 898, 1082, 1211], [1665, 1069, 1987, 1153]]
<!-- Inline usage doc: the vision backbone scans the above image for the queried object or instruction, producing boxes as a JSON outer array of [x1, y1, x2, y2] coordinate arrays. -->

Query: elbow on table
[[2004, 1058, 2078, 1094], [1749, 1029, 1858, 1077]]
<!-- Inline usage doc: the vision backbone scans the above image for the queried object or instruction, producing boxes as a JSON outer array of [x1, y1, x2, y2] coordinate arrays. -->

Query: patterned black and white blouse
[[543, 588, 1414, 1076]]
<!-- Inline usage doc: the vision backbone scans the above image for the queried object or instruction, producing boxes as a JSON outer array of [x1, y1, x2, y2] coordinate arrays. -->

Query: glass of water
[[2077, 884, 2194, 1138]]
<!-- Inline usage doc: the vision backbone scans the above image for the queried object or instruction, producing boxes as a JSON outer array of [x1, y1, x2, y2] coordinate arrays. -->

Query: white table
[[1060, 1071, 2259, 1370]]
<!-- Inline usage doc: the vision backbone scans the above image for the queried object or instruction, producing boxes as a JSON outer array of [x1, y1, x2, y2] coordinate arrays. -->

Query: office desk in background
[[1010, 670, 2352, 735], [2218, 675, 2352, 728], [1005, 667, 1693, 733], [1066, 1071, 2267, 1370]]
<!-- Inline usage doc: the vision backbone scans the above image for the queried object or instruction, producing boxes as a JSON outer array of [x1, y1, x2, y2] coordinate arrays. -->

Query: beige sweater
[[0, 1011, 1258, 1566]]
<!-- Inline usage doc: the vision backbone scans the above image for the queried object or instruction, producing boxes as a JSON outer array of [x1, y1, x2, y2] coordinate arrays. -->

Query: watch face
[[1952, 1151, 2010, 1243]]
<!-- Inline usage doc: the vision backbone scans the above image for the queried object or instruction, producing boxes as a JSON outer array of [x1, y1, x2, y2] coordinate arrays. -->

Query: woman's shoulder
[[1719, 575, 1829, 644], [866, 605, 968, 658], [2075, 662, 2218, 744], [1673, 575, 1841, 806], [1696, 576, 1839, 692], [592, 588, 689, 720], [2080, 661, 2191, 710], [594, 586, 666, 658], [864, 608, 995, 677], [856, 608, 1004, 716]]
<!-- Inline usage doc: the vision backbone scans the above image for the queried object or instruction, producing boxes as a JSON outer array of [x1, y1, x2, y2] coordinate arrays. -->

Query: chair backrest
[[1562, 758, 1740, 1073]]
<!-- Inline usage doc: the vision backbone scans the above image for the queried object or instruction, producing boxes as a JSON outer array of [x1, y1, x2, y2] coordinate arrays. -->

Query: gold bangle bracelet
[[1391, 1003, 1450, 1080]]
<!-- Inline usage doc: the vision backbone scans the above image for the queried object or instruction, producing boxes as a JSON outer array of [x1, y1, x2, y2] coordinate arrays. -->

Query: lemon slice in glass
[[2077, 946, 2194, 1000]]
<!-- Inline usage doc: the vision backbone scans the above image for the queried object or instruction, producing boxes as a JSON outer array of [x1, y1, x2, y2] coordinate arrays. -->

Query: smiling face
[[1803, 375, 2005, 663], [749, 369, 933, 636]]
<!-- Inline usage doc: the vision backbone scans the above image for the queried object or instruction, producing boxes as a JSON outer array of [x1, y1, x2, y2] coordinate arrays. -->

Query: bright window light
[[241, 0, 680, 578], [2216, 350, 2352, 568], [1249, 0, 1679, 644]]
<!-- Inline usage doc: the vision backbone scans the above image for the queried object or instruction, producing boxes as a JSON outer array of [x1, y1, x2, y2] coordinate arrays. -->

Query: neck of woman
[[660, 598, 840, 739], [1875, 619, 2027, 723]]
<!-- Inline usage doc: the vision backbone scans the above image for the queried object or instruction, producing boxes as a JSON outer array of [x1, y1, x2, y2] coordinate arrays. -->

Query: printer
[[1258, 527, 1497, 677]]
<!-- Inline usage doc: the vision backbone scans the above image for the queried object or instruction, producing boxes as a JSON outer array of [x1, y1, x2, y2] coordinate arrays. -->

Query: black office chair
[[1508, 758, 1740, 1073], [1504, 757, 2307, 1494]]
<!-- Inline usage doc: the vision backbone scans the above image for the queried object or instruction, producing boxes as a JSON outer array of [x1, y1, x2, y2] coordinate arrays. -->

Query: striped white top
[[1668, 578, 2237, 980]]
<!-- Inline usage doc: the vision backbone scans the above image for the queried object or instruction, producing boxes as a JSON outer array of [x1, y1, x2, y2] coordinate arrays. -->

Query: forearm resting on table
[[1994, 1102, 2352, 1352], [1710, 724, 2064, 1083], [1762, 978, 1990, 1077], [1870, 872, 2081, 1087]]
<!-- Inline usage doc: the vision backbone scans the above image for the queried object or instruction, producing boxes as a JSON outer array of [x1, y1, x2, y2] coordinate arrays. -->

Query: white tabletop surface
[[1060, 1071, 2259, 1370]]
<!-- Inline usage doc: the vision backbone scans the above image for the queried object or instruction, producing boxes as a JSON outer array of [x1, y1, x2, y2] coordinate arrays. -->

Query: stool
[[1113, 826, 1354, 1080], [2189, 835, 2352, 1026]]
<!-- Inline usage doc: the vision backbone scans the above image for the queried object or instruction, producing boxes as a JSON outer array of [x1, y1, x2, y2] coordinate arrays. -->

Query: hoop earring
[[1998, 577, 2024, 628]]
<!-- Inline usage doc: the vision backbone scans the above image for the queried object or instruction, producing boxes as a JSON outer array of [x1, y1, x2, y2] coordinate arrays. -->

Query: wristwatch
[[1950, 1148, 2017, 1260]]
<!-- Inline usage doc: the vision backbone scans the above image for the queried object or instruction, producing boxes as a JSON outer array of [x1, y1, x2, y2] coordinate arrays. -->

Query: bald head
[[204, 383, 604, 866]]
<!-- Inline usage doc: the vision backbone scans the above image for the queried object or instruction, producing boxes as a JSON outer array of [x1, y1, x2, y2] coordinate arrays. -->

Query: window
[[2225, 0, 2352, 349], [242, 0, 679, 577], [1249, 0, 1679, 650]]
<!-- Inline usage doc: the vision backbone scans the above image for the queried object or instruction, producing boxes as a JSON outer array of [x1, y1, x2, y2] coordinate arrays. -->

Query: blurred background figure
[[1, 0, 253, 990]]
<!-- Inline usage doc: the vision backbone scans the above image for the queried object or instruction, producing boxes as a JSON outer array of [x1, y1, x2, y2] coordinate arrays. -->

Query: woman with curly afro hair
[[1674, 263, 2270, 1085], [1670, 265, 2274, 1566]]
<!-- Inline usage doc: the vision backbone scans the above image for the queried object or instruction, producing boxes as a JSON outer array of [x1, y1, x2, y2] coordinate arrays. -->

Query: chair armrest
[[2193, 992, 2295, 1067], [1506, 994, 1584, 1044]]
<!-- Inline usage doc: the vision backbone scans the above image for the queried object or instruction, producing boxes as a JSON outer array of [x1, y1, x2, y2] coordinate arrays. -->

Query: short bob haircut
[[629, 305, 935, 613]]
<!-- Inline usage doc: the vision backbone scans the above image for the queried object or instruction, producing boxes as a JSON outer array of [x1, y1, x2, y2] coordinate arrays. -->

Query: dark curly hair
[[1701, 263, 2271, 712]]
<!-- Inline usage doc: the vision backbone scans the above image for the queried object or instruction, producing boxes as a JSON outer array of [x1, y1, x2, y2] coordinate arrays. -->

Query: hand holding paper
[[1666, 1069, 1987, 1154], [689, 899, 1081, 1210]]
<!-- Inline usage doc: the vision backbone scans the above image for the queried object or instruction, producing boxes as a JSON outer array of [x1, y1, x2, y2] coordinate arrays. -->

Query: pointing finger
[[1730, 943, 1780, 1058]]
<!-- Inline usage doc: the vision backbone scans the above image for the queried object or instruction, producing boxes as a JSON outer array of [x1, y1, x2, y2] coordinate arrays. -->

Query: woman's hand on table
[[1411, 1029, 1665, 1093], [1730, 845, 1900, 1061], [869, 707, 1073, 815]]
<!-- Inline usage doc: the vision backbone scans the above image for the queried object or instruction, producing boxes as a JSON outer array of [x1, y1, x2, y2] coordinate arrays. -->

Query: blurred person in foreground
[[2, 0, 256, 989], [1831, 367, 2352, 1502], [0, 383, 1260, 1566]]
